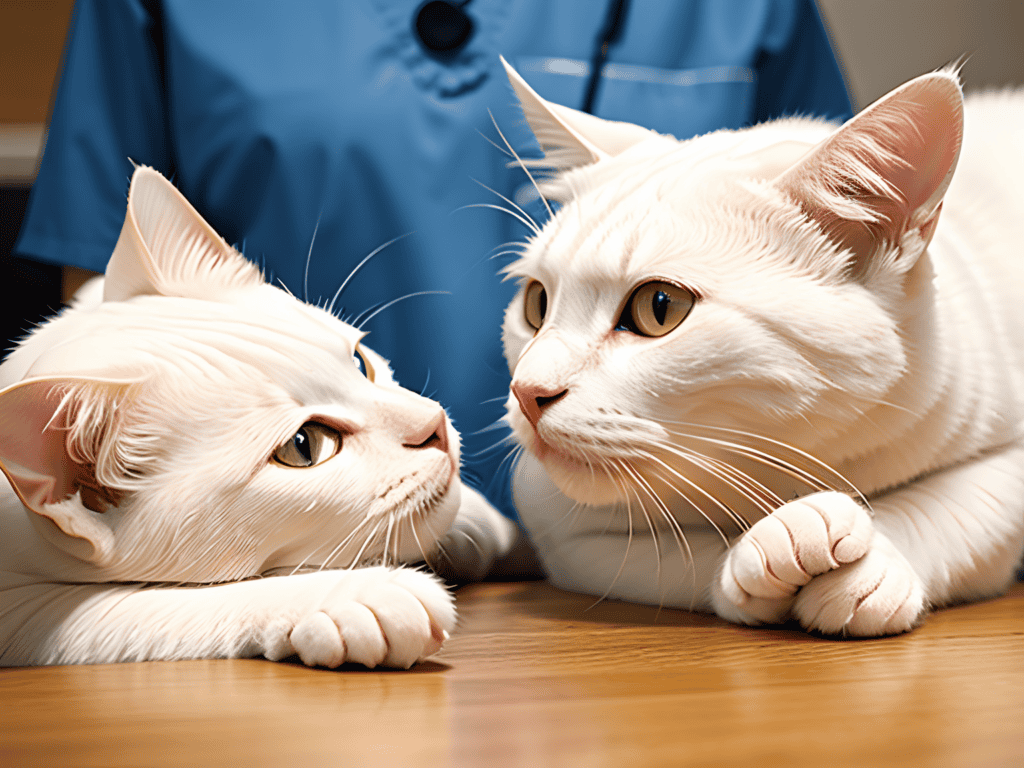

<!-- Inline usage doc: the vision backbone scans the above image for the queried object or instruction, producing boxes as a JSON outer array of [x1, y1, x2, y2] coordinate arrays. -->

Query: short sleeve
[[753, 0, 853, 124], [15, 0, 174, 271]]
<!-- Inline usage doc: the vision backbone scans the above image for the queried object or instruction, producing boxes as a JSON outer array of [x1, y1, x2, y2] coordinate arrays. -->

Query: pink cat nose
[[511, 382, 568, 428], [404, 411, 449, 454]]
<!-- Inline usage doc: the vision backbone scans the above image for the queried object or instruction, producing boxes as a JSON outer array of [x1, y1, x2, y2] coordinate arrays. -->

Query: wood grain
[[2, 582, 1022, 767]]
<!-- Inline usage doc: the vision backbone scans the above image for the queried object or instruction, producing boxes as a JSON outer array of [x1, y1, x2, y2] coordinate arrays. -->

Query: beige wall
[[819, 0, 1024, 108]]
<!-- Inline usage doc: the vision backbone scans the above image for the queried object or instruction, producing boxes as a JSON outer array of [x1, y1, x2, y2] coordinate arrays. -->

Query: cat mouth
[[526, 431, 671, 505], [376, 454, 456, 516], [531, 436, 592, 474]]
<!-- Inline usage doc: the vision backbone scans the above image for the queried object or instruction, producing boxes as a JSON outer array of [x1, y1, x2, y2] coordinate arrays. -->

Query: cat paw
[[264, 567, 455, 669], [792, 541, 926, 636], [711, 492, 873, 625]]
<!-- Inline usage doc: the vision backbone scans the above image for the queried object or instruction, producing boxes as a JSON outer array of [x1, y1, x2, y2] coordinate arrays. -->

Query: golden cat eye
[[354, 345, 375, 382], [620, 281, 696, 338], [273, 422, 342, 468], [524, 280, 547, 330]]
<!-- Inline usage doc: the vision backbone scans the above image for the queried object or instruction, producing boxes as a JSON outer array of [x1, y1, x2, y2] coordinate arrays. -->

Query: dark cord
[[581, 0, 630, 114]]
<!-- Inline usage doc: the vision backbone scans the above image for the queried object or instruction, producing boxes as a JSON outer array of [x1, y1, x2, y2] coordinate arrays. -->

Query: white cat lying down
[[0, 166, 516, 667], [501, 61, 1024, 635]]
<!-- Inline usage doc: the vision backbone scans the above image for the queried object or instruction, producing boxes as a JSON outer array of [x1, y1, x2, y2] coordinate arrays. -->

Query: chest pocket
[[511, 56, 756, 140]]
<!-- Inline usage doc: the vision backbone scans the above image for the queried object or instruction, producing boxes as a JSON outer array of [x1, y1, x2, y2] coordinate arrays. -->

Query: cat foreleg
[[793, 443, 1024, 636], [2, 567, 454, 668], [710, 491, 874, 627], [433, 485, 542, 581]]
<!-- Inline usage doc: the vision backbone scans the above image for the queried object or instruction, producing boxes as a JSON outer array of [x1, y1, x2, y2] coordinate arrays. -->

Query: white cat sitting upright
[[0, 166, 512, 667], [501, 60, 1024, 635]]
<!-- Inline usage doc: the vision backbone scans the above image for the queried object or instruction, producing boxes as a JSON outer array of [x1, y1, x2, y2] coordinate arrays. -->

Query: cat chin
[[519, 433, 628, 505], [257, 479, 463, 574], [534, 451, 630, 507], [393, 476, 463, 562]]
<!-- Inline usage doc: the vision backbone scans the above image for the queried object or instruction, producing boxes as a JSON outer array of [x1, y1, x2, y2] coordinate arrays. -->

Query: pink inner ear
[[777, 73, 963, 262], [868, 76, 964, 217], [0, 380, 76, 511]]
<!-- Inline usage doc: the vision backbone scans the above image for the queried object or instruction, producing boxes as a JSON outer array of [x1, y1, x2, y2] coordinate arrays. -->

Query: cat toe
[[290, 611, 346, 668], [711, 551, 795, 626], [719, 491, 872, 602], [388, 567, 457, 635], [261, 617, 298, 662], [326, 602, 387, 668], [793, 546, 926, 636], [772, 491, 874, 573], [342, 569, 453, 668], [711, 492, 879, 629]]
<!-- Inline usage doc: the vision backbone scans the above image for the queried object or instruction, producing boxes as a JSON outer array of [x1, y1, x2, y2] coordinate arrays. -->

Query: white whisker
[[617, 460, 663, 584], [457, 202, 540, 235], [637, 452, 733, 546], [586, 461, 637, 608], [327, 232, 415, 315], [347, 519, 385, 569], [315, 516, 376, 572], [646, 441, 776, 525], [663, 420, 869, 507], [488, 108, 555, 220], [475, 127, 515, 159], [303, 211, 322, 303], [356, 291, 451, 330], [470, 177, 543, 239]]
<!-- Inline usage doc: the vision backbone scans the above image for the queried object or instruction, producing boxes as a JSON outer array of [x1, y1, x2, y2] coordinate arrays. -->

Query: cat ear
[[0, 377, 136, 565], [774, 71, 963, 277], [501, 57, 657, 170], [104, 165, 262, 302]]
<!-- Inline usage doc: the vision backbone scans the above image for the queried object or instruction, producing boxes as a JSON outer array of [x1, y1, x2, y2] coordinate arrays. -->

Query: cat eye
[[617, 281, 696, 337], [273, 422, 342, 468], [353, 345, 375, 382], [524, 280, 547, 330]]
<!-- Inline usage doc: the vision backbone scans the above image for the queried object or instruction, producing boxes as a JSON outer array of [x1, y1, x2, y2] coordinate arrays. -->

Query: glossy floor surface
[[2, 581, 1022, 767]]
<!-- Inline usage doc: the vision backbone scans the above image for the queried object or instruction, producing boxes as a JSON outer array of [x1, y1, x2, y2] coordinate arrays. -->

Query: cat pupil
[[652, 291, 669, 325], [293, 428, 312, 464]]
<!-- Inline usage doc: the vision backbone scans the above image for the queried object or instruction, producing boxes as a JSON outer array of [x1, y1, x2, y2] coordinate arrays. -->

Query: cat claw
[[712, 491, 874, 625]]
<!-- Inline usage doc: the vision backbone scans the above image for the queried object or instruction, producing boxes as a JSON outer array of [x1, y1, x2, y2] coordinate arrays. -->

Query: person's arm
[[753, 0, 853, 124], [16, 0, 175, 276]]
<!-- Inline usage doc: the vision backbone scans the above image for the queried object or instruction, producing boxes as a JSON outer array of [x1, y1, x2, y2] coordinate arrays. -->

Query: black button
[[414, 1, 474, 54]]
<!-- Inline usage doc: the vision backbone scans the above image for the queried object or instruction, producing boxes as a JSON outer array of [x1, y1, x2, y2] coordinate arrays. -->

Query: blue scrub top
[[16, 0, 852, 518]]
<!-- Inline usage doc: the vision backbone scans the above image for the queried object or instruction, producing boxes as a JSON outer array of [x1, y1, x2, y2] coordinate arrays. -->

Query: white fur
[[502, 61, 1024, 635], [0, 166, 516, 666]]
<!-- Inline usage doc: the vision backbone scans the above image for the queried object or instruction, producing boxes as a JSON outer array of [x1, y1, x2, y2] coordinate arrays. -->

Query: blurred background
[[2, 0, 1023, 351]]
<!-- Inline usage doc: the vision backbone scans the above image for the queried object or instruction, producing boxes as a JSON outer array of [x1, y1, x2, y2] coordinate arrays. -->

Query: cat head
[[0, 166, 461, 582], [500, 60, 963, 507]]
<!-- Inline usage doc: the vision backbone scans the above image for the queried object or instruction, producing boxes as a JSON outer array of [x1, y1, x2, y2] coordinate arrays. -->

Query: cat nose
[[511, 382, 568, 428], [404, 410, 449, 454]]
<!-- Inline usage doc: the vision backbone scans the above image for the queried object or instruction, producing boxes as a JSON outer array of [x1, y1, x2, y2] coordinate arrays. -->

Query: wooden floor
[[2, 581, 1022, 768]]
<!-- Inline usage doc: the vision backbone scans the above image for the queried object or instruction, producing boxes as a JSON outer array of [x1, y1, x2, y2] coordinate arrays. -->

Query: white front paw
[[793, 539, 926, 636], [264, 567, 455, 669], [711, 491, 873, 626]]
